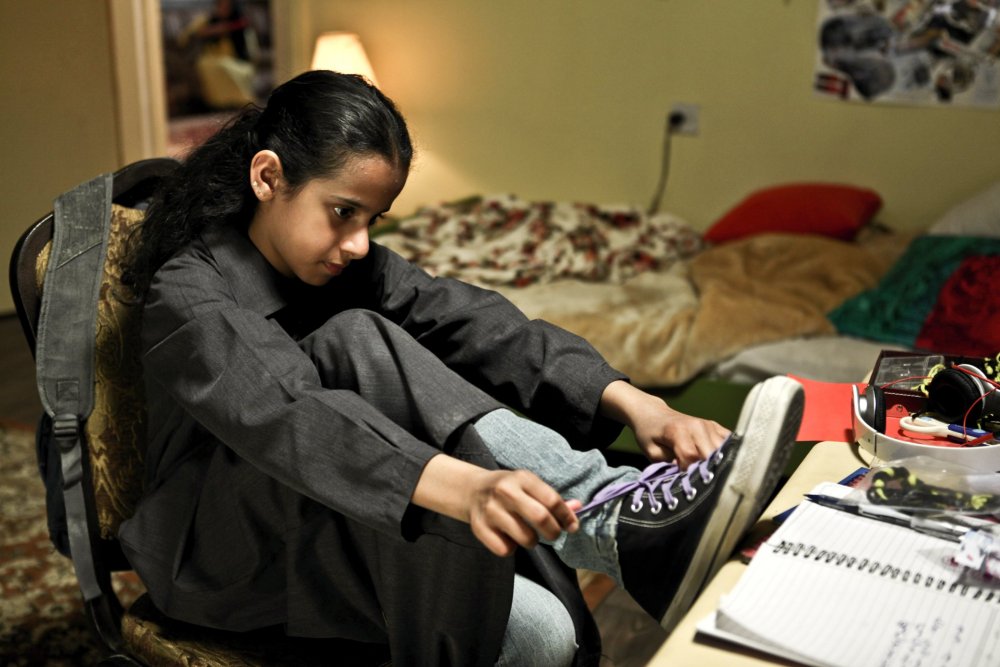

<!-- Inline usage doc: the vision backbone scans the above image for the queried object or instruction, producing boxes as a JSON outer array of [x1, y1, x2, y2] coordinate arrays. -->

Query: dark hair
[[122, 70, 412, 294]]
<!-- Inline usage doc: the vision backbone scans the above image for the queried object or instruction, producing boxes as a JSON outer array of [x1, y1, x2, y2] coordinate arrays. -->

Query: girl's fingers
[[488, 509, 541, 551], [550, 497, 580, 533], [516, 473, 579, 537], [479, 470, 578, 545], [645, 417, 732, 468]]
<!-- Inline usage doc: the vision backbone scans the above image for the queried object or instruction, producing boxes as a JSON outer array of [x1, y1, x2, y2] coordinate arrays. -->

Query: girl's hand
[[412, 455, 581, 557], [600, 380, 730, 468], [467, 469, 581, 557], [631, 402, 730, 468]]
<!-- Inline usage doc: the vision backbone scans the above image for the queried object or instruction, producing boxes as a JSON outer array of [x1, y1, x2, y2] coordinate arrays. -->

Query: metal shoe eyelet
[[685, 488, 698, 502], [713, 450, 724, 465], [703, 471, 715, 484], [667, 497, 679, 511], [650, 500, 664, 514], [630, 499, 644, 512]]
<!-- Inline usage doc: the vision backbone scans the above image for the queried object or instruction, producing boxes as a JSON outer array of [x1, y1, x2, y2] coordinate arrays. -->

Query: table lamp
[[310, 31, 379, 87]]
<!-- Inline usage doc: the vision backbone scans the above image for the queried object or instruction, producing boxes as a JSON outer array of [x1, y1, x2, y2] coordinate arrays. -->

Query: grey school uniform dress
[[117, 224, 625, 665]]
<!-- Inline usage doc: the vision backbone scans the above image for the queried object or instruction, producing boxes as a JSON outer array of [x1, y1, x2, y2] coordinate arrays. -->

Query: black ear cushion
[[863, 384, 886, 433], [926, 368, 982, 423]]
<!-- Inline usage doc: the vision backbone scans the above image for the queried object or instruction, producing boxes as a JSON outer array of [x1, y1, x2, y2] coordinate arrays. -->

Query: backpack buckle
[[52, 414, 82, 452]]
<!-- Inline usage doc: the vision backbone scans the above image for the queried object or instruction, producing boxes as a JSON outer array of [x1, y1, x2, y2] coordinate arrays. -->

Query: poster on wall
[[814, 0, 1000, 108]]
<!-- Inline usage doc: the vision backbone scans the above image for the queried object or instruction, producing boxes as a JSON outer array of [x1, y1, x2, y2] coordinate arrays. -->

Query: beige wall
[[1, 0, 120, 314], [3, 1, 999, 314], [303, 0, 1000, 231]]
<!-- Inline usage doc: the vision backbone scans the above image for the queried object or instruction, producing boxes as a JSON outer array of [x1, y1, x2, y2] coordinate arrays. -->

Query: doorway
[[109, 0, 296, 164], [159, 0, 274, 157]]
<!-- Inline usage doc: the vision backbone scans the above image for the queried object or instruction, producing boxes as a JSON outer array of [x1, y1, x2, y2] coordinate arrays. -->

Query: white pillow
[[928, 181, 1000, 237]]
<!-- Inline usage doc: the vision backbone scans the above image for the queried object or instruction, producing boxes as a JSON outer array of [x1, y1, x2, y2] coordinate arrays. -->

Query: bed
[[374, 180, 1000, 389]]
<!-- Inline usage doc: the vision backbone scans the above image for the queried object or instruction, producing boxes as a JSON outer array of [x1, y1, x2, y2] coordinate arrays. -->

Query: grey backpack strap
[[35, 172, 113, 601]]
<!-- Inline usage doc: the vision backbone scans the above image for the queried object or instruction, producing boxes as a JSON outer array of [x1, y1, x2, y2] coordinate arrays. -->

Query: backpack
[[29, 164, 169, 596], [31, 172, 113, 598]]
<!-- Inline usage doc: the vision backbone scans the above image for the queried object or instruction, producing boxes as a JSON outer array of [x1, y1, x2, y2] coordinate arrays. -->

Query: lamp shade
[[311, 32, 378, 86]]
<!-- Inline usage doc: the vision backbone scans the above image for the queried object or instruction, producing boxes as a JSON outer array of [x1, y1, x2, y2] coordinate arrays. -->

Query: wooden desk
[[648, 440, 872, 665]]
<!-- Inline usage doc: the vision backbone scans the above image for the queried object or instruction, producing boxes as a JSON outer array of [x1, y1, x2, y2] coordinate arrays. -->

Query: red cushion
[[704, 183, 883, 244]]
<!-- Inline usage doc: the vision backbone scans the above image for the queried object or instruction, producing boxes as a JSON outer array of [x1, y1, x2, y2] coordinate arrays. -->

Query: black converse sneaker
[[578, 375, 804, 634]]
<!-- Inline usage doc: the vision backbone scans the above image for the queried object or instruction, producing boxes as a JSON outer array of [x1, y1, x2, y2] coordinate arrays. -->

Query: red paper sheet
[[787, 374, 864, 443]]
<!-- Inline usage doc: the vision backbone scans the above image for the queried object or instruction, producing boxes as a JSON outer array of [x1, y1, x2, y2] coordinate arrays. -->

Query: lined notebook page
[[699, 498, 1000, 667]]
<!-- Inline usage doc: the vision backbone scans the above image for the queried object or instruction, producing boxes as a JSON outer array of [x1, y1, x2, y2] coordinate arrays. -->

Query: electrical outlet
[[669, 102, 700, 136]]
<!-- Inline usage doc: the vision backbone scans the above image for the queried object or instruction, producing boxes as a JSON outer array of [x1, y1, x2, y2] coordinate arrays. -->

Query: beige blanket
[[496, 231, 907, 386]]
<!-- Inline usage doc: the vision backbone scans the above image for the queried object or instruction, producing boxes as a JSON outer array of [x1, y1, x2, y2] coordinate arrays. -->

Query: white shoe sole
[[657, 375, 804, 633], [713, 376, 804, 570]]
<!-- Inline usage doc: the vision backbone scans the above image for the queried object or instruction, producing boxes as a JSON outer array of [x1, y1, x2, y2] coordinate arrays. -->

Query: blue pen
[[805, 493, 972, 542]]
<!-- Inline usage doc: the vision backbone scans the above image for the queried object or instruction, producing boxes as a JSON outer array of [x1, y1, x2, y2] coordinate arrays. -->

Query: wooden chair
[[9, 158, 602, 666]]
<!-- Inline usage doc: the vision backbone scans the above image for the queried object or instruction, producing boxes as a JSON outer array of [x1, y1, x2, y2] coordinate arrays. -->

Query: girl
[[119, 70, 802, 666]]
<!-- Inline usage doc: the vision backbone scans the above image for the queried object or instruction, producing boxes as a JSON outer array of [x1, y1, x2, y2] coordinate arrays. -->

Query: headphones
[[857, 384, 886, 433], [858, 364, 1000, 434], [924, 364, 1000, 430]]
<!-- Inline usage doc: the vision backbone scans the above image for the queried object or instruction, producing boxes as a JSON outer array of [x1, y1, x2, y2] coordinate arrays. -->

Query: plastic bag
[[844, 455, 1000, 516]]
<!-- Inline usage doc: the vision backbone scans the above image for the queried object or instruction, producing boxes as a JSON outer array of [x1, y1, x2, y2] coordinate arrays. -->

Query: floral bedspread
[[378, 195, 705, 287]]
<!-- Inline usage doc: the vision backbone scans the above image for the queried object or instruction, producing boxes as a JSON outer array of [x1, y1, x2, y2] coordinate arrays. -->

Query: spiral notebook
[[697, 484, 1000, 667]]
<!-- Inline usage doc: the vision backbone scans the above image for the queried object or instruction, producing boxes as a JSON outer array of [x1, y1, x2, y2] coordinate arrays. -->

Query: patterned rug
[[0, 423, 144, 666]]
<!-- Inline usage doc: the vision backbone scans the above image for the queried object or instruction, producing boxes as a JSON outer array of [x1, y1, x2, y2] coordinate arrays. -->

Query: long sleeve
[[352, 244, 629, 448], [140, 236, 439, 538]]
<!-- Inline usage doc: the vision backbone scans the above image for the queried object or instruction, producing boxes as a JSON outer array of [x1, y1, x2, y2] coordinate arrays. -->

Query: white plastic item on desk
[[851, 384, 1000, 470]]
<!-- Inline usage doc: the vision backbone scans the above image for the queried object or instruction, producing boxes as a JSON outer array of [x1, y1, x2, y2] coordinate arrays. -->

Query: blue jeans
[[475, 408, 640, 666], [474, 408, 636, 580], [499, 574, 579, 667]]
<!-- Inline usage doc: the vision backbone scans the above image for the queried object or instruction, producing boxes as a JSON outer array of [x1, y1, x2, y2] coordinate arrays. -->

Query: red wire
[[877, 375, 931, 389], [951, 364, 999, 446], [879, 367, 999, 447]]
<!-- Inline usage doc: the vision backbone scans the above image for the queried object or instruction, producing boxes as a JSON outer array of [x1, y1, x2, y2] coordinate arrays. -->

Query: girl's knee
[[498, 575, 578, 667], [318, 309, 390, 338], [299, 309, 397, 357]]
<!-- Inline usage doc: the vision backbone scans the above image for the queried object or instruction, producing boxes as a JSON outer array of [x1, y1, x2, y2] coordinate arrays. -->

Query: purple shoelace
[[577, 448, 723, 516]]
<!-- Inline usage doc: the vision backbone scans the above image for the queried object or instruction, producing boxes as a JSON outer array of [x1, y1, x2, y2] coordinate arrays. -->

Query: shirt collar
[[201, 224, 289, 317]]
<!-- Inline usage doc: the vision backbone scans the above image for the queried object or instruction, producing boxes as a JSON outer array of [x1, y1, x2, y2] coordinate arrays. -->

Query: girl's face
[[249, 152, 406, 286]]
